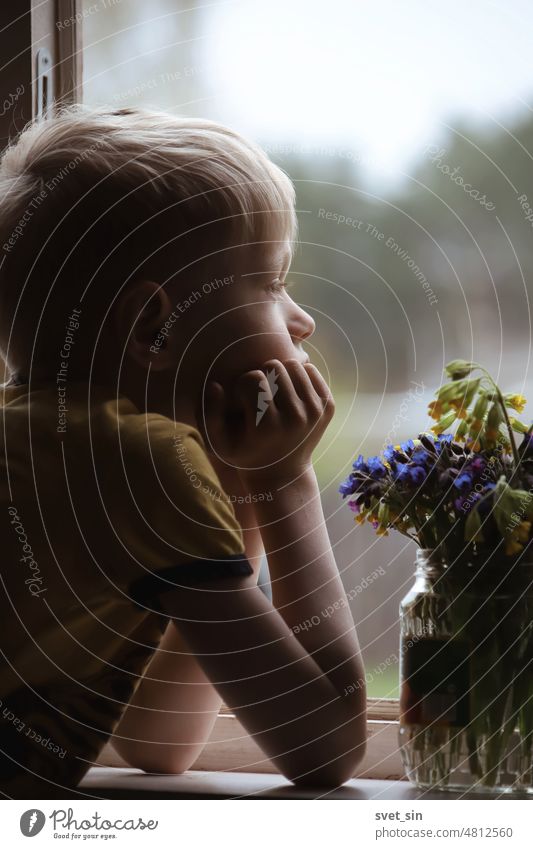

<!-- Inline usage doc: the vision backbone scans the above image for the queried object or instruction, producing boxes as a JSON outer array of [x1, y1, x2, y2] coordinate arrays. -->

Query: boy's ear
[[115, 279, 176, 371]]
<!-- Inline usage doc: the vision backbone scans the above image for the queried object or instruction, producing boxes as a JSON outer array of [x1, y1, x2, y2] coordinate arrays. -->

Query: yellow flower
[[505, 394, 527, 414], [427, 400, 444, 421], [430, 410, 457, 435], [376, 526, 389, 537], [505, 538, 524, 556], [450, 400, 469, 418], [355, 513, 366, 524], [505, 521, 531, 555], [517, 521, 531, 543], [455, 419, 469, 441]]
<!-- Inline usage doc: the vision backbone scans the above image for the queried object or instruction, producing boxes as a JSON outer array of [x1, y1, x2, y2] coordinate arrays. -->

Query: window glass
[[82, 0, 533, 698]]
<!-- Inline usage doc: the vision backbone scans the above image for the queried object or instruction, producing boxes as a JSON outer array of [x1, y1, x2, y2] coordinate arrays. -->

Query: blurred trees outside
[[76, 0, 533, 694]]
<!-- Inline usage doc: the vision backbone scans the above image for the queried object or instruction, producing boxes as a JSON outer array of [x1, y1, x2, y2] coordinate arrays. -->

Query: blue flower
[[367, 456, 387, 478], [383, 444, 396, 462], [411, 446, 433, 466], [453, 473, 473, 491], [352, 454, 368, 473], [339, 476, 356, 497], [394, 463, 427, 486]]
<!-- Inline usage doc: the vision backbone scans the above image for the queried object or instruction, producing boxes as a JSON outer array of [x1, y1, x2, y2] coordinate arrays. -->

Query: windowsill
[[98, 710, 404, 781], [78, 767, 501, 800], [90, 707, 505, 799]]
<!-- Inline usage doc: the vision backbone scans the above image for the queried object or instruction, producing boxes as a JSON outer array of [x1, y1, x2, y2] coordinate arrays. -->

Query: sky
[[200, 0, 533, 184], [82, 0, 533, 187]]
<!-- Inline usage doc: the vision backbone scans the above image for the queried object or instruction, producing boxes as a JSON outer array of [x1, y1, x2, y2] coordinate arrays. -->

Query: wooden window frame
[[10, 1, 403, 781], [0, 1, 82, 149]]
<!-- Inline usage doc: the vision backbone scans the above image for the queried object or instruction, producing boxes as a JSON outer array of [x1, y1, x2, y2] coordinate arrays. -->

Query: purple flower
[[454, 492, 480, 512], [476, 483, 497, 518]]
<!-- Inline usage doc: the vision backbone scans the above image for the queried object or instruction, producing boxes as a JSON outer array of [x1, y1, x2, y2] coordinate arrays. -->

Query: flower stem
[[474, 365, 520, 470]]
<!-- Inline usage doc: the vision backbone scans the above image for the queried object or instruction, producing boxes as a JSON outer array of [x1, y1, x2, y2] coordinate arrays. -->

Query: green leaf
[[431, 410, 457, 433], [493, 477, 533, 535], [487, 402, 503, 430], [436, 380, 462, 401], [472, 391, 489, 420], [509, 417, 529, 434], [462, 378, 482, 409], [465, 506, 484, 543]]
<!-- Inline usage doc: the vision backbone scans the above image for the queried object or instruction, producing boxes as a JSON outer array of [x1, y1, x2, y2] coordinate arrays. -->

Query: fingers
[[266, 359, 333, 420], [232, 369, 274, 429], [228, 360, 334, 429], [303, 362, 333, 403]]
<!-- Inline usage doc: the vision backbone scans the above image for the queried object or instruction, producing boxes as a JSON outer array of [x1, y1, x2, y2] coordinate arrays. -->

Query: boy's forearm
[[110, 620, 223, 773], [241, 464, 365, 702], [207, 452, 265, 569]]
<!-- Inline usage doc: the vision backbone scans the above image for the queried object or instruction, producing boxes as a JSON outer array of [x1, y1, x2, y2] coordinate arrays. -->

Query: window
[[7, 0, 533, 782], [81, 0, 533, 713]]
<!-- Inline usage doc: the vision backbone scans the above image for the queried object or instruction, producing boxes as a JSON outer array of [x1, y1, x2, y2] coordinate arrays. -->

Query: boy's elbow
[[289, 745, 366, 789], [281, 720, 368, 789], [112, 740, 200, 776]]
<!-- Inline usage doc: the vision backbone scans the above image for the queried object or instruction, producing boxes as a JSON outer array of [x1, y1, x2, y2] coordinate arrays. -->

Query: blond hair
[[0, 104, 297, 374]]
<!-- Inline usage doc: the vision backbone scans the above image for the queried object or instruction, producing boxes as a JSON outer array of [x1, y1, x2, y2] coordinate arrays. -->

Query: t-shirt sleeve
[[109, 413, 252, 611]]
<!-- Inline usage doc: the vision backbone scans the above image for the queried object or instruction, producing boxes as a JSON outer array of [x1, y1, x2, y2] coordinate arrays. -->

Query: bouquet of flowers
[[339, 360, 533, 793], [339, 359, 533, 560]]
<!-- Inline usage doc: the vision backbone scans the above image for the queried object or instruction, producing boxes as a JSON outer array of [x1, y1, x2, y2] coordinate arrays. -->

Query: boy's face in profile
[[166, 240, 316, 393]]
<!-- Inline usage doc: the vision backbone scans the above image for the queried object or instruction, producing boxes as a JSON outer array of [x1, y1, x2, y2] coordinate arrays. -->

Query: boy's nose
[[287, 303, 316, 342]]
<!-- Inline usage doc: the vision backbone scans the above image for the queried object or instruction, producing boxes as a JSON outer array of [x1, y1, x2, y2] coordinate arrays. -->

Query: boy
[[0, 105, 366, 798]]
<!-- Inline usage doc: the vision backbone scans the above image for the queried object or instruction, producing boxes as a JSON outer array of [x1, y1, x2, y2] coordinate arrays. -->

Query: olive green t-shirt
[[0, 379, 251, 797]]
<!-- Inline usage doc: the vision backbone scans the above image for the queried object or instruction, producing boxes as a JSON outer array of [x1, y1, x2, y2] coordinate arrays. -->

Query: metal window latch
[[36, 48, 54, 120]]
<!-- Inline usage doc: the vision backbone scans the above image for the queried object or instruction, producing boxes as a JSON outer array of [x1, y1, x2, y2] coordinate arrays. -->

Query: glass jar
[[398, 547, 533, 795]]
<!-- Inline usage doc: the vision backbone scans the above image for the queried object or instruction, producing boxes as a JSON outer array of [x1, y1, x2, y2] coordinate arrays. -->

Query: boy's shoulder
[[1, 376, 200, 451], [1, 375, 250, 609], [0, 376, 246, 572]]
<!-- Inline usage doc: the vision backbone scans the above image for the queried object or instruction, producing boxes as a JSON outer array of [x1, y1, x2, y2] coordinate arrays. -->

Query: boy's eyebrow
[[242, 246, 292, 279]]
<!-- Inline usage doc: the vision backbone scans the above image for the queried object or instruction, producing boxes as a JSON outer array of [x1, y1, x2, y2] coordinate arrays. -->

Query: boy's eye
[[267, 278, 294, 294]]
